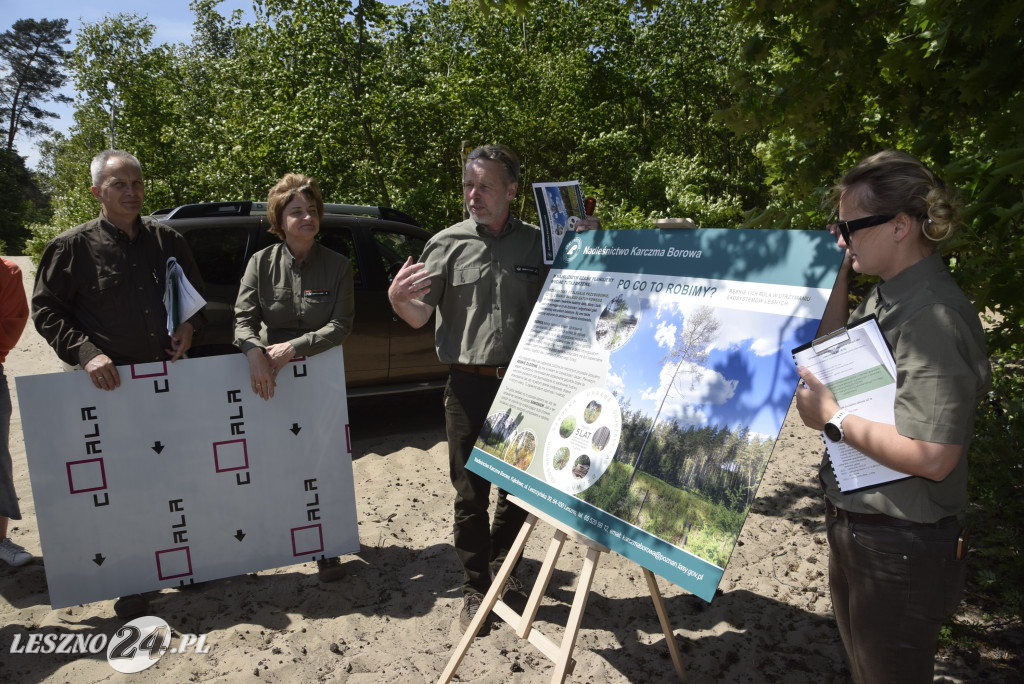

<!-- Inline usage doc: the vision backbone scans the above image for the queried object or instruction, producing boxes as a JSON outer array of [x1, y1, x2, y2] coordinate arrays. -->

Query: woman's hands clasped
[[246, 342, 297, 400]]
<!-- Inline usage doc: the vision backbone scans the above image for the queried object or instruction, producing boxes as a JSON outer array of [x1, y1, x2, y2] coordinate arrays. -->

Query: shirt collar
[[874, 252, 945, 311], [283, 240, 321, 265], [472, 216, 516, 238], [98, 213, 145, 243]]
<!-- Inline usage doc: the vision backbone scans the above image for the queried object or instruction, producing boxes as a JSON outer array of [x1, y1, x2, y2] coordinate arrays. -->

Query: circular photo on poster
[[552, 446, 571, 470], [571, 455, 591, 479], [594, 294, 642, 352], [543, 387, 622, 495], [558, 416, 576, 438], [503, 430, 537, 471], [474, 409, 519, 458]]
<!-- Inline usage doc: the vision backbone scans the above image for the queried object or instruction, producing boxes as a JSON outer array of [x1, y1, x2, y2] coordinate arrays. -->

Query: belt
[[824, 496, 957, 528], [449, 364, 507, 379]]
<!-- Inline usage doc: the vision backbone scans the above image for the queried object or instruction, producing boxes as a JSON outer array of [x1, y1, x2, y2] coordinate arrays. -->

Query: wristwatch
[[824, 409, 851, 443]]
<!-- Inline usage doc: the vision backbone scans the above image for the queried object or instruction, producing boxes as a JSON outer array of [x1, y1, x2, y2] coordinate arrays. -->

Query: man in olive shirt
[[32, 149, 205, 619], [388, 144, 598, 631]]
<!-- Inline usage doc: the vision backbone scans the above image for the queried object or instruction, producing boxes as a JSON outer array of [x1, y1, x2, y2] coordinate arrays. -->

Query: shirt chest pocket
[[301, 290, 335, 322], [453, 266, 482, 287], [86, 273, 126, 317], [80, 270, 126, 325], [451, 265, 483, 308], [257, 285, 294, 321]]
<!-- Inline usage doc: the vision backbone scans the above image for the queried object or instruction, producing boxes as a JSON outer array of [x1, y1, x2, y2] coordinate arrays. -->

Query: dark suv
[[154, 201, 446, 396]]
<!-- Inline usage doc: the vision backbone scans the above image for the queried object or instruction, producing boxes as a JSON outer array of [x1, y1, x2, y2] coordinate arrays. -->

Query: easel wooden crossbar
[[438, 495, 687, 683]]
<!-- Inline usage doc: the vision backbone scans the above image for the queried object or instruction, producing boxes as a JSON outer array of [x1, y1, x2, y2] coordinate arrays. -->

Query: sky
[[605, 295, 821, 441], [6, 0, 258, 170]]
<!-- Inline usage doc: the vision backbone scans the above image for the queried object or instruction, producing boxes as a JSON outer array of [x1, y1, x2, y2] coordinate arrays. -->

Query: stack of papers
[[793, 316, 909, 491], [163, 257, 206, 335]]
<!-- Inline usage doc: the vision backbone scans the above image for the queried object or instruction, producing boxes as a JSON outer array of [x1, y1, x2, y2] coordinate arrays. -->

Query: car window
[[318, 226, 361, 288], [182, 225, 248, 286], [374, 230, 426, 281]]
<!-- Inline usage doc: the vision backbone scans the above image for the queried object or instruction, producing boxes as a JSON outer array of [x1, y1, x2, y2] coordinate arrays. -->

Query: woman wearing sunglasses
[[795, 149, 991, 683]]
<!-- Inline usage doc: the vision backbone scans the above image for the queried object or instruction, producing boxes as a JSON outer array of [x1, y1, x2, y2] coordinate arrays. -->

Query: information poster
[[468, 228, 843, 601], [533, 180, 587, 264], [15, 347, 358, 609]]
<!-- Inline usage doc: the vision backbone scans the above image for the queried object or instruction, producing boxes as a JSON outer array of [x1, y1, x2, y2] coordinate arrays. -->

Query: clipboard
[[793, 315, 909, 491], [794, 314, 889, 357]]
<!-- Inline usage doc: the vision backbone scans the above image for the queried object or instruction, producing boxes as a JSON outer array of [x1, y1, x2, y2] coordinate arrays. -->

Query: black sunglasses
[[828, 214, 895, 244]]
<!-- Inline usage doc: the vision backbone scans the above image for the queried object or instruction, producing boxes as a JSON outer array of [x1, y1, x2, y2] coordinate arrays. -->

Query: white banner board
[[15, 347, 358, 609]]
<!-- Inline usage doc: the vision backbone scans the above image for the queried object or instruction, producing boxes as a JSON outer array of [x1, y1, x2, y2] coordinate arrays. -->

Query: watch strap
[[825, 408, 851, 442]]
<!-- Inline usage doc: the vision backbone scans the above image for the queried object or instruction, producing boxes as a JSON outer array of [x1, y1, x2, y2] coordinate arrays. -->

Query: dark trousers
[[826, 510, 966, 683], [445, 370, 528, 597], [0, 367, 21, 520]]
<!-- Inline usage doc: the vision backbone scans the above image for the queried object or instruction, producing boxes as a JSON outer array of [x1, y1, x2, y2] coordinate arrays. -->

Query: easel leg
[[444, 495, 681, 683], [551, 544, 603, 683], [438, 512, 538, 684], [644, 568, 688, 682]]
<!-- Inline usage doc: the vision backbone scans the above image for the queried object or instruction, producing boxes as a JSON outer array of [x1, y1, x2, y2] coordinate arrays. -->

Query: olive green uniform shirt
[[821, 253, 991, 522], [418, 217, 543, 365], [233, 242, 354, 357]]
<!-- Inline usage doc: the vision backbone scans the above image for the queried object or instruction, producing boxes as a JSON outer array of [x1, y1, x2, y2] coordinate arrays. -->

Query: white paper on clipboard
[[792, 315, 909, 491]]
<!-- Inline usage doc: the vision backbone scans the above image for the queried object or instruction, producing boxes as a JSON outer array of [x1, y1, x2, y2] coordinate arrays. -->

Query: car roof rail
[[156, 202, 255, 219], [154, 201, 419, 226]]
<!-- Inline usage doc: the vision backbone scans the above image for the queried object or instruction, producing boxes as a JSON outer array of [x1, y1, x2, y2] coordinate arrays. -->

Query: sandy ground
[[0, 254, 1011, 683]]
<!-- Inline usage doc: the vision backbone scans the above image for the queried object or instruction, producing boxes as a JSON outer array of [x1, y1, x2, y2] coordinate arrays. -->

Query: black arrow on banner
[[290, 423, 301, 435], [234, 530, 246, 541], [93, 553, 105, 566], [152, 441, 165, 454]]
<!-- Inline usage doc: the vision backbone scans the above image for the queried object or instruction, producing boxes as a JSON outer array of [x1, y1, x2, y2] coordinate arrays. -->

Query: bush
[[23, 223, 62, 265], [965, 347, 1024, 618]]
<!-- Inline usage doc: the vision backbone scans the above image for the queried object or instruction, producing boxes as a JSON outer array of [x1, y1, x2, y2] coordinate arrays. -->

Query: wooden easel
[[438, 495, 687, 683]]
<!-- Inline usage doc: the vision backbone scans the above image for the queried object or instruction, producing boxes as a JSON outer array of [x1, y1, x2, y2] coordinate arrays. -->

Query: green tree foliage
[[0, 148, 51, 251], [726, 0, 1023, 348], [0, 18, 72, 151], [0, 18, 69, 249], [69, 14, 182, 207], [43, 0, 761, 233]]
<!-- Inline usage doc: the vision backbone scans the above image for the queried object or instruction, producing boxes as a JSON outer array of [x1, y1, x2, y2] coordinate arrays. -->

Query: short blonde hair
[[266, 173, 325, 239], [825, 149, 963, 243]]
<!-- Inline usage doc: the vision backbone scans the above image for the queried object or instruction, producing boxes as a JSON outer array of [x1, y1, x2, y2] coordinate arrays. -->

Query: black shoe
[[459, 593, 489, 634], [317, 557, 344, 583], [113, 594, 149, 620], [501, 574, 524, 600], [501, 575, 527, 612]]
